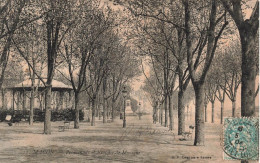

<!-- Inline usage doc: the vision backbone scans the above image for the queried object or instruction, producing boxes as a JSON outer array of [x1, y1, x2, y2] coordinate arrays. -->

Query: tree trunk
[[71, 92, 75, 110], [107, 100, 110, 120], [239, 26, 257, 117], [164, 50, 169, 127], [42, 93, 45, 111], [156, 102, 159, 123], [59, 91, 64, 110], [160, 104, 163, 125], [193, 84, 205, 146], [2, 89, 5, 110], [232, 100, 236, 117], [178, 90, 185, 135], [159, 103, 161, 124], [69, 91, 72, 109], [91, 98, 96, 126], [12, 91, 15, 111], [220, 101, 224, 124], [97, 103, 101, 120], [211, 101, 214, 123], [107, 106, 109, 120], [168, 95, 173, 130], [239, 26, 258, 163], [17, 92, 21, 110], [103, 78, 107, 123], [164, 95, 168, 127], [65, 92, 68, 109], [30, 71, 35, 125], [29, 89, 35, 125], [103, 100, 107, 123], [204, 103, 207, 122], [123, 98, 126, 127], [74, 92, 79, 129], [98, 110, 101, 120], [39, 94, 43, 111], [111, 99, 115, 122], [44, 85, 52, 134], [55, 92, 60, 110]]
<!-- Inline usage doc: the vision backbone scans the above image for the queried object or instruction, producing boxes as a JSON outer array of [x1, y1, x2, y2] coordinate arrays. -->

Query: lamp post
[[122, 87, 127, 128], [138, 102, 142, 120]]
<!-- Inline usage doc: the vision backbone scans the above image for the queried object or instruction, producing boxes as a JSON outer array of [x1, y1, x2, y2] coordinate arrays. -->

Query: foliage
[[51, 109, 84, 122], [209, 40, 242, 102], [0, 109, 14, 122], [0, 108, 84, 122], [0, 110, 29, 122]]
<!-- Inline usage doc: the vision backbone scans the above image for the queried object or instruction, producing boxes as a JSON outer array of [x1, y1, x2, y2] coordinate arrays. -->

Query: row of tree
[[0, 0, 140, 134], [204, 40, 242, 124], [113, 0, 259, 149]]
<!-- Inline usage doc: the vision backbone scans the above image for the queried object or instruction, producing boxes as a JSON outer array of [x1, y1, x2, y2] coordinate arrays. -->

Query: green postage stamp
[[223, 117, 259, 160]]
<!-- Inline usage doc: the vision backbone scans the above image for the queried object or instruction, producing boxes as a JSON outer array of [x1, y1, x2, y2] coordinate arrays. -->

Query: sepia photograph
[[0, 0, 258, 162]]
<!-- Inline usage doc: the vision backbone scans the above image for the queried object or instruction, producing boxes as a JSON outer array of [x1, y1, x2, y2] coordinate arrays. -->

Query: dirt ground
[[0, 114, 257, 163]]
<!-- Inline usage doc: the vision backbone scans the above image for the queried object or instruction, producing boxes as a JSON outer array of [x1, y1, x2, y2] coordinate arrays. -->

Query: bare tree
[[215, 86, 225, 124], [59, 2, 116, 128], [205, 76, 218, 123], [208, 49, 229, 124], [41, 0, 74, 134], [106, 45, 140, 122], [220, 0, 259, 118], [86, 52, 107, 126], [0, 1, 27, 90], [183, 0, 228, 145], [220, 43, 241, 117], [133, 17, 179, 130]]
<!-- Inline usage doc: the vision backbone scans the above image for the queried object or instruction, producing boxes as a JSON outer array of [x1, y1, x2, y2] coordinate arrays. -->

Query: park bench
[[58, 121, 71, 132], [6, 115, 28, 126], [181, 125, 194, 140]]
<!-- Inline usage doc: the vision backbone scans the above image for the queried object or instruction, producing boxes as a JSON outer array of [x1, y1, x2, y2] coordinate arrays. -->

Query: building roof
[[5, 79, 73, 91]]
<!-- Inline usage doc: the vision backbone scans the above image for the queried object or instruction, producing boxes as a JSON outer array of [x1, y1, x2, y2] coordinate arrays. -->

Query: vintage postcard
[[0, 0, 258, 163]]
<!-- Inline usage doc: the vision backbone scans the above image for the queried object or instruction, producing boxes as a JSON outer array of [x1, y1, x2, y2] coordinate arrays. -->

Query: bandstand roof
[[6, 79, 73, 92]]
